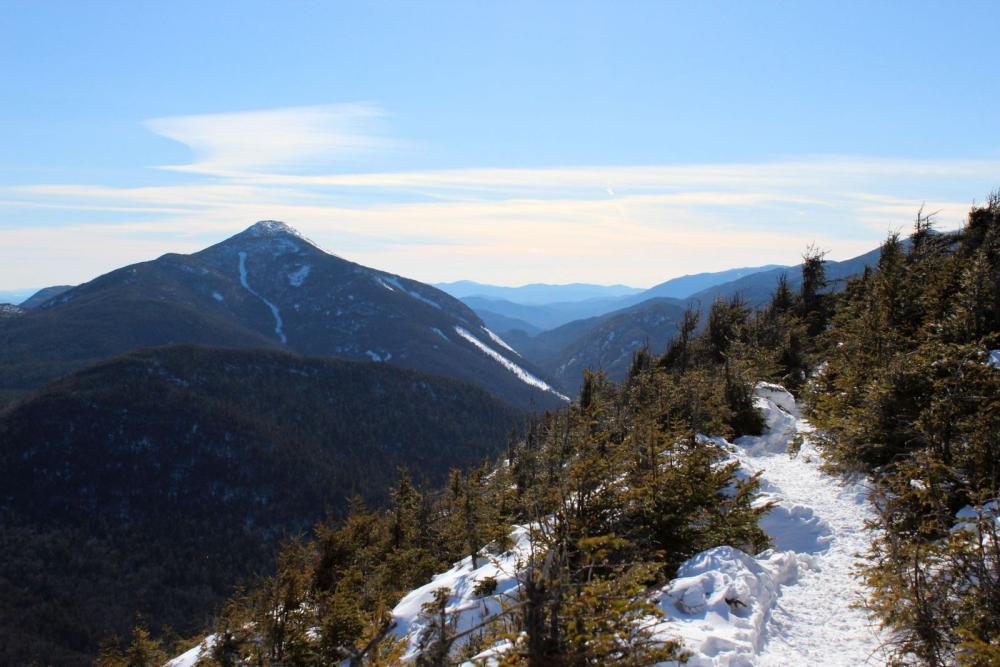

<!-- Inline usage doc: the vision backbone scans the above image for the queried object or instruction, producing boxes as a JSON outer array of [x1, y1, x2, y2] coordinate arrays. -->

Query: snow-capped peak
[[245, 220, 307, 239]]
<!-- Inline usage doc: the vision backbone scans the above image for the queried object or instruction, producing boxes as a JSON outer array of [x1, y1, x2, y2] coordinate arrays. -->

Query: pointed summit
[[245, 220, 304, 238]]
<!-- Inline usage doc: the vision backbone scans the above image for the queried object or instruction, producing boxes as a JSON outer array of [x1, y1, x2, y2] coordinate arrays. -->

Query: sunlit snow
[[454, 326, 569, 401]]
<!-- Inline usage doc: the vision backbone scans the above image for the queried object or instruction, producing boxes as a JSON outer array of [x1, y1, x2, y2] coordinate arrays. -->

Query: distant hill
[[0, 221, 566, 410], [18, 284, 74, 309], [0, 345, 521, 667], [434, 280, 642, 304]]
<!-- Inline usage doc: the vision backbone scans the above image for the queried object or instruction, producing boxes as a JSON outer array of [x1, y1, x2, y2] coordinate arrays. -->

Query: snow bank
[[733, 385, 798, 455], [651, 547, 805, 666]]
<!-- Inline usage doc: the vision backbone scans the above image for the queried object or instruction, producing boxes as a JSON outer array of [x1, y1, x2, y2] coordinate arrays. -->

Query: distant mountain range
[[0, 345, 520, 666], [0, 221, 566, 410], [434, 280, 643, 304], [504, 251, 884, 394], [458, 265, 785, 333], [0, 288, 38, 305]]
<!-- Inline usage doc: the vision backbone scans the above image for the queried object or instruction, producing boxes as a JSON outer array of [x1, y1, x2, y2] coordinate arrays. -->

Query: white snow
[[651, 383, 888, 666], [288, 264, 311, 287], [988, 349, 1000, 368], [211, 291, 224, 302], [366, 350, 391, 362], [453, 326, 570, 402], [238, 251, 287, 344], [376, 277, 396, 292], [164, 636, 215, 667], [391, 526, 534, 662], [482, 327, 519, 355], [431, 327, 450, 342], [385, 276, 443, 310]]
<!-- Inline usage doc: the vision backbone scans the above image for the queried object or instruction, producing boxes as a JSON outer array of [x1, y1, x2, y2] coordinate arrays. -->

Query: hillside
[[0, 221, 566, 411], [18, 284, 74, 309], [0, 345, 522, 667]]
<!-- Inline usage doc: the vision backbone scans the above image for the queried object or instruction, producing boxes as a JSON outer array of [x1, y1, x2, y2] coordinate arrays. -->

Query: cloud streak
[[144, 104, 394, 176]]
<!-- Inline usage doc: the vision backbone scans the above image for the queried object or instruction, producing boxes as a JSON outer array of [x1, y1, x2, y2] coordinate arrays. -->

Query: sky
[[2, 1, 999, 290]]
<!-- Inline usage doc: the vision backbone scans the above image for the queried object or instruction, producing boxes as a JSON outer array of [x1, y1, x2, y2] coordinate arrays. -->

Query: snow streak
[[238, 251, 287, 344], [454, 326, 569, 401]]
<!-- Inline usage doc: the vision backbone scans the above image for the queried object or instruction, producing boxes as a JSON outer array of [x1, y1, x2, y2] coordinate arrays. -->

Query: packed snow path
[[655, 383, 889, 666], [740, 400, 886, 664]]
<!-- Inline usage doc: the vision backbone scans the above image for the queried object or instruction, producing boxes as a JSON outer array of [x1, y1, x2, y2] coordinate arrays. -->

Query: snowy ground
[[651, 383, 889, 666]]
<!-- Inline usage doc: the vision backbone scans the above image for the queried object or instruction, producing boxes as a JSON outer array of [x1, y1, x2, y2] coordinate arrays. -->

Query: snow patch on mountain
[[288, 264, 311, 287], [385, 276, 443, 310], [431, 327, 450, 342], [237, 251, 287, 344], [482, 327, 519, 355], [454, 326, 569, 401], [988, 349, 1000, 368]]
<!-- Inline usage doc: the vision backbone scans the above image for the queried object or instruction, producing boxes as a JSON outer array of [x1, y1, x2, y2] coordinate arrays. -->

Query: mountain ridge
[[0, 221, 566, 410]]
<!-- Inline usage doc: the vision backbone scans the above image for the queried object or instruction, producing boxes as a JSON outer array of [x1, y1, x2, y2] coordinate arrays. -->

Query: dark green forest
[[0, 347, 520, 667]]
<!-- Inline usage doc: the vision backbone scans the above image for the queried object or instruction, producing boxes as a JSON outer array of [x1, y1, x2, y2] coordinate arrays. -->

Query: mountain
[[434, 280, 643, 304], [18, 284, 74, 309], [0, 345, 521, 667], [634, 264, 786, 301], [0, 221, 566, 410]]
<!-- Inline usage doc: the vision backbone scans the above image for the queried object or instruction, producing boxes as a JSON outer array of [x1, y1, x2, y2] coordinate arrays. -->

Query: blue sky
[[2, 1, 999, 289]]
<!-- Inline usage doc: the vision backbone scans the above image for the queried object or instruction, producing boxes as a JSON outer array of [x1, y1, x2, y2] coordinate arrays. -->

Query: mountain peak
[[245, 220, 305, 239]]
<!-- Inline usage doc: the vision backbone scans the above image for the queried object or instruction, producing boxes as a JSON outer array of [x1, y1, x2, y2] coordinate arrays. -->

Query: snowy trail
[[738, 428, 887, 664], [655, 383, 890, 666]]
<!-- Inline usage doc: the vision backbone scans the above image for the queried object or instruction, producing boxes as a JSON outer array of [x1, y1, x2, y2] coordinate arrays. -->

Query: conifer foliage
[[806, 196, 1000, 665]]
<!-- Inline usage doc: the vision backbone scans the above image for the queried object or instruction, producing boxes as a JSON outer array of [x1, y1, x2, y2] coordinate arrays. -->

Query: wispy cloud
[[144, 104, 394, 176], [1, 104, 995, 288]]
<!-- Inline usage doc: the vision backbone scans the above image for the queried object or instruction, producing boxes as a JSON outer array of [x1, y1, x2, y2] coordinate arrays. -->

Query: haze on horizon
[[2, 1, 999, 291]]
